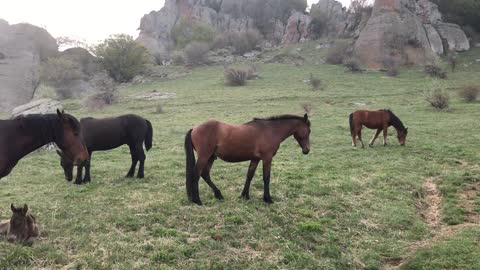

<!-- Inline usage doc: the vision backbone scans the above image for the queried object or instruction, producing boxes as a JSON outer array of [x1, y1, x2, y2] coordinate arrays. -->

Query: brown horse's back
[[351, 110, 390, 129], [192, 120, 261, 162]]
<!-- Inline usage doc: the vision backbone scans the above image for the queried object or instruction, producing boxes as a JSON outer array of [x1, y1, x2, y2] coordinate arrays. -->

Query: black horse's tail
[[349, 113, 354, 135], [145, 120, 153, 151], [185, 129, 196, 201]]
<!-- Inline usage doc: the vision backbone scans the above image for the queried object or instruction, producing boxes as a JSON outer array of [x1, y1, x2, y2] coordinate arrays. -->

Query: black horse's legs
[[82, 151, 92, 183], [74, 165, 84, 185], [136, 145, 146, 179], [201, 156, 223, 200], [369, 129, 382, 146], [262, 158, 273, 204], [126, 144, 138, 178], [241, 159, 259, 200]]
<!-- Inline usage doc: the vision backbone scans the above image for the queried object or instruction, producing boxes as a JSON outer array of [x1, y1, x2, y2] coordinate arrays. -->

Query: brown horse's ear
[[11, 203, 15, 212], [304, 113, 308, 121], [22, 204, 28, 215], [57, 109, 64, 119]]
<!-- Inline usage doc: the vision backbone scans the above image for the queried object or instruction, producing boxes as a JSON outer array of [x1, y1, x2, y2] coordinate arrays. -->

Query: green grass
[[1, 44, 479, 269]]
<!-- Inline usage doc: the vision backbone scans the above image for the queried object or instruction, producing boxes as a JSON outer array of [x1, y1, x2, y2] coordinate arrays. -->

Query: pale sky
[[1, 0, 352, 44]]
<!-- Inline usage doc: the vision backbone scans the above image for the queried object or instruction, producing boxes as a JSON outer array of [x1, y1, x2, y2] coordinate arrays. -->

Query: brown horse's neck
[[14, 115, 60, 159], [268, 119, 302, 143]]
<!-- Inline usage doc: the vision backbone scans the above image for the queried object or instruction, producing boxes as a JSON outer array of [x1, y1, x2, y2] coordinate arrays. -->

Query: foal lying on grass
[[0, 204, 39, 244]]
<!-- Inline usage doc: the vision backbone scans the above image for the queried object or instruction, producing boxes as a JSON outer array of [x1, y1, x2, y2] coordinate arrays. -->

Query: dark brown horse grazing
[[185, 114, 311, 205], [349, 109, 408, 148], [0, 110, 89, 179], [57, 114, 153, 184], [0, 204, 39, 243]]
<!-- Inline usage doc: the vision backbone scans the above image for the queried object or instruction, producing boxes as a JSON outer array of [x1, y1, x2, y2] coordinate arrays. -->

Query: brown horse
[[349, 109, 408, 148], [0, 204, 39, 243], [185, 114, 311, 205], [0, 110, 89, 179]]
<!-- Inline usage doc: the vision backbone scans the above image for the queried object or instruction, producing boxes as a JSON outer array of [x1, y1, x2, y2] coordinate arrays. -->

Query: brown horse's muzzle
[[302, 147, 310, 155]]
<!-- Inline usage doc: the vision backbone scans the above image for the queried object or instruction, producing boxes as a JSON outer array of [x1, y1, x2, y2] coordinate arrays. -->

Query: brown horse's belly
[[215, 143, 258, 163]]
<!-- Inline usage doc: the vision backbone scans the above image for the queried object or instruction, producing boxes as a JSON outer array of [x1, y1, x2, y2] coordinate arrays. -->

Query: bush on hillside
[[458, 86, 479, 102], [171, 20, 216, 49], [40, 57, 84, 99], [225, 68, 247, 86], [425, 89, 450, 110], [184, 42, 210, 65], [309, 73, 323, 90], [343, 58, 362, 72], [326, 42, 350, 65], [424, 64, 447, 79], [213, 30, 263, 55], [93, 34, 150, 83], [383, 56, 399, 77]]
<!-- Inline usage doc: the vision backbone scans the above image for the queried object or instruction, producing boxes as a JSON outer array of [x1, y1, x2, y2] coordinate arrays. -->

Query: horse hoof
[[125, 174, 134, 178], [263, 197, 274, 204], [241, 194, 250, 200], [215, 193, 224, 200], [137, 175, 144, 179], [73, 181, 82, 185], [193, 200, 203, 206]]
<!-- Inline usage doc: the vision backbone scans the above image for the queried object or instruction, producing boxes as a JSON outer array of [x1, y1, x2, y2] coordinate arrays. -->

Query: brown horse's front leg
[[74, 164, 84, 185], [262, 159, 273, 204], [369, 129, 382, 146], [241, 159, 259, 200]]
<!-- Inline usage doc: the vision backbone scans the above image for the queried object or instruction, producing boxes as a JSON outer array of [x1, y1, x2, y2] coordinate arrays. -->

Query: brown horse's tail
[[349, 113, 354, 135], [185, 129, 196, 201], [145, 120, 153, 151]]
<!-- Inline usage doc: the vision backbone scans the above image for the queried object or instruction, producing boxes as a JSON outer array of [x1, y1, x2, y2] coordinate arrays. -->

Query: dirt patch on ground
[[384, 178, 479, 270], [417, 178, 442, 228], [458, 182, 480, 223]]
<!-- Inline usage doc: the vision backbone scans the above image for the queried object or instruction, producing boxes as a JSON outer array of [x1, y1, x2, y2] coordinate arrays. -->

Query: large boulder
[[0, 20, 58, 112], [281, 12, 312, 45], [11, 98, 62, 118], [354, 0, 469, 69]]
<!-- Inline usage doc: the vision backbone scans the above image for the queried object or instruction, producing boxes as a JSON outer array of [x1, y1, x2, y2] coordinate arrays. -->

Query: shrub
[[232, 30, 263, 55], [225, 68, 247, 86], [383, 56, 399, 77], [154, 104, 164, 114], [343, 58, 362, 72], [171, 51, 185, 66], [309, 73, 322, 90], [171, 20, 216, 49], [40, 57, 84, 99], [184, 42, 210, 66], [93, 34, 150, 83], [86, 73, 116, 110], [309, 9, 329, 39], [458, 86, 479, 102], [424, 64, 447, 79], [326, 42, 350, 65], [245, 64, 260, 80], [425, 89, 450, 110]]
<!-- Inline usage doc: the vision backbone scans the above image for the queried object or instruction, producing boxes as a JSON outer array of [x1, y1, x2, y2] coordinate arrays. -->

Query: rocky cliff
[[0, 19, 58, 112], [354, 0, 470, 69]]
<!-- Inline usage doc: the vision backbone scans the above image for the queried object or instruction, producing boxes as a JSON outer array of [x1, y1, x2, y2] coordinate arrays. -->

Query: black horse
[[0, 110, 89, 179], [57, 114, 153, 184]]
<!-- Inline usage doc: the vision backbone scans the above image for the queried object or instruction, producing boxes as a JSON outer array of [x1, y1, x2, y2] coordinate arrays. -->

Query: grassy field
[[1, 44, 479, 269]]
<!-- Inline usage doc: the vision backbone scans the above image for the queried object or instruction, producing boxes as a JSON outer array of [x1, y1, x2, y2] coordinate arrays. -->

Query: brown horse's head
[[7, 204, 39, 243], [293, 114, 311, 154], [57, 150, 74, 181], [397, 127, 408, 146], [55, 110, 89, 166]]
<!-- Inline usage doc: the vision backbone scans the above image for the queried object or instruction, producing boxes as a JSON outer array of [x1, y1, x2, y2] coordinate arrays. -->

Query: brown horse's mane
[[250, 114, 310, 126], [382, 109, 406, 131], [14, 114, 80, 143]]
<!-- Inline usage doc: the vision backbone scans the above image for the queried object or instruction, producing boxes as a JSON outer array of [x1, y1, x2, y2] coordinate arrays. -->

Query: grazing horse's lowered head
[[52, 110, 89, 166], [0, 204, 40, 243], [294, 114, 311, 154]]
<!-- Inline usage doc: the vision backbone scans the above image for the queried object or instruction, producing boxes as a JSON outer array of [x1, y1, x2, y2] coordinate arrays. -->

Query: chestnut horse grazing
[[185, 114, 311, 205], [349, 109, 408, 148], [57, 114, 153, 184], [0, 204, 39, 243], [0, 110, 89, 179]]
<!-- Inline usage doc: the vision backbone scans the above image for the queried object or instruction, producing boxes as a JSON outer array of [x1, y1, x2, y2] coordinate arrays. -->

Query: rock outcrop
[[354, 0, 470, 69], [10, 98, 62, 118], [281, 12, 312, 45], [0, 20, 58, 112]]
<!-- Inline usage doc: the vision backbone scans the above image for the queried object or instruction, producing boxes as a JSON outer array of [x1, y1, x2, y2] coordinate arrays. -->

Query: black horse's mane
[[251, 114, 310, 126], [383, 109, 406, 131]]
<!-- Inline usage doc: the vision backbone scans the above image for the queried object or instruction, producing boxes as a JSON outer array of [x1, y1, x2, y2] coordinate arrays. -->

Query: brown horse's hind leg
[[262, 158, 274, 203], [383, 127, 388, 146], [241, 159, 259, 200], [191, 156, 211, 205], [201, 156, 223, 200], [357, 129, 365, 148], [369, 129, 382, 147]]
